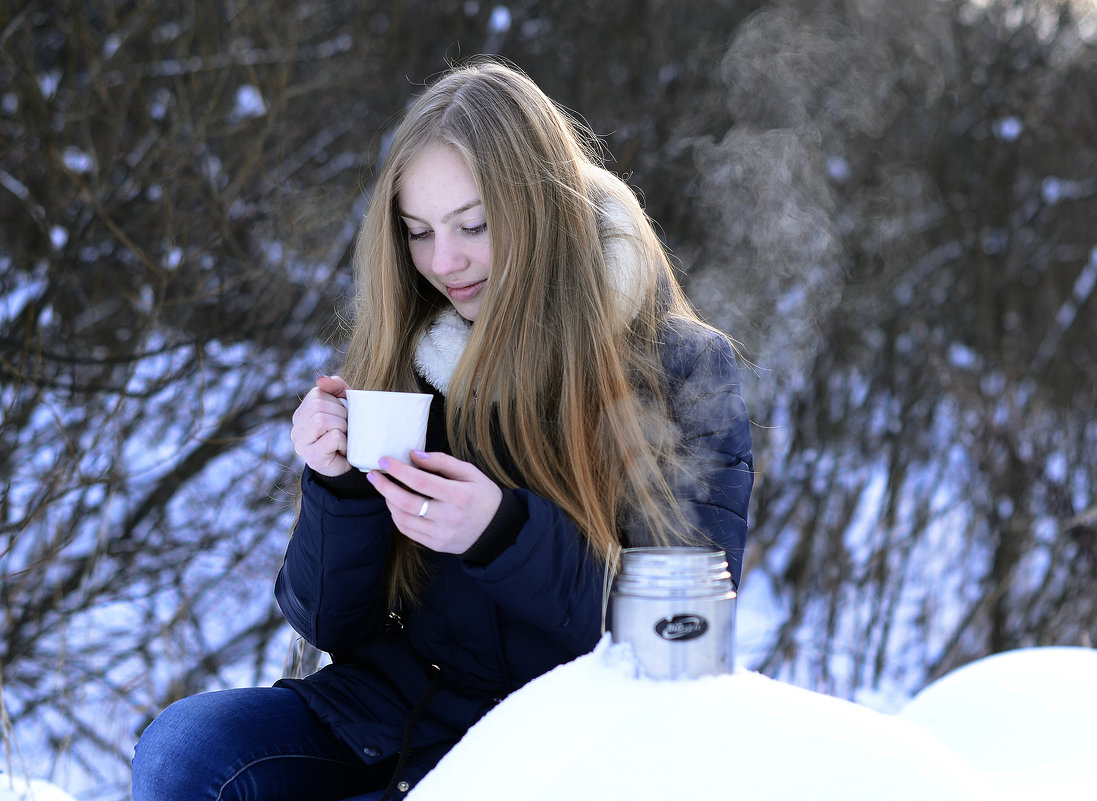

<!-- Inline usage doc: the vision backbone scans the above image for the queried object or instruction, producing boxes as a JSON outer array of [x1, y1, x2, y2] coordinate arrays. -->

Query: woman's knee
[[131, 686, 373, 801], [131, 689, 258, 800]]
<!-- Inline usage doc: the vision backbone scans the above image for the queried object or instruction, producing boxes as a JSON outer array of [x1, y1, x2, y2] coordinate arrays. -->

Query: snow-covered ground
[[4, 641, 1093, 800], [0, 779, 79, 801], [411, 639, 1096, 801]]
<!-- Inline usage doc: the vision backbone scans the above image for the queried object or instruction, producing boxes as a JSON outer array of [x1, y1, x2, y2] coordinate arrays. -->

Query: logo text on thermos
[[654, 614, 709, 641]]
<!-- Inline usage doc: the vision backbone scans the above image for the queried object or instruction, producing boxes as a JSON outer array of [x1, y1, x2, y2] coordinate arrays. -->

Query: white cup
[[341, 389, 433, 471]]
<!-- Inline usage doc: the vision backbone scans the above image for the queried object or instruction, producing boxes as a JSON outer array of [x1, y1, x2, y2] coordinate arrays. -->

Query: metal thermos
[[607, 547, 737, 680]]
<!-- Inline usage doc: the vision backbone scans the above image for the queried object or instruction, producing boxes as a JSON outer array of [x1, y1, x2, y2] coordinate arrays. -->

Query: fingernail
[[377, 457, 390, 470], [366, 471, 379, 486], [413, 449, 430, 459]]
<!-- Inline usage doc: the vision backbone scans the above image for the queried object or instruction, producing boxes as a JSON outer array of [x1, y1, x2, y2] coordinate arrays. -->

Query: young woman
[[132, 59, 753, 801]]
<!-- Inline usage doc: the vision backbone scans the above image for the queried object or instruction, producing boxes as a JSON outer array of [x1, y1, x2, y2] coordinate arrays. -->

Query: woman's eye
[[463, 222, 487, 236], [408, 229, 431, 241]]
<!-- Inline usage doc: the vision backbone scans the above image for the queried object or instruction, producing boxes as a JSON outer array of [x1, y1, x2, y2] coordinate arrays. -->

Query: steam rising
[[687, 0, 957, 403]]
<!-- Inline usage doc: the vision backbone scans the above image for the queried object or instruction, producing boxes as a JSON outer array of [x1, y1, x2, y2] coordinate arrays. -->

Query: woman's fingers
[[366, 468, 429, 517], [374, 452, 449, 498], [315, 374, 349, 399], [367, 452, 502, 554], [290, 377, 351, 476], [308, 428, 350, 474]]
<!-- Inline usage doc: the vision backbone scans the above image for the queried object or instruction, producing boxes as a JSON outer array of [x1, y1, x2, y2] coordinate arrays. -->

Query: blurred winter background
[[2, 0, 1095, 798]]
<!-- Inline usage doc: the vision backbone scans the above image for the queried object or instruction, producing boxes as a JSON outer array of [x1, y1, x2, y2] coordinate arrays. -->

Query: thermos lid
[[612, 546, 736, 599]]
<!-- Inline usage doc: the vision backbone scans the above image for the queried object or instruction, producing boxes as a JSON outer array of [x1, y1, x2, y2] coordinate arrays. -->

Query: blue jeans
[[132, 687, 402, 801]]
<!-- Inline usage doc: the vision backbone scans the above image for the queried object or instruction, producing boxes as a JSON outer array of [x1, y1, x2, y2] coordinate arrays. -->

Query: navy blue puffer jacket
[[274, 318, 753, 795]]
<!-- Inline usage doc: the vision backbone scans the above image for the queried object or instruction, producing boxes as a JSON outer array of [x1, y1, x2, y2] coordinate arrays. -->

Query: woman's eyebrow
[[398, 200, 482, 225]]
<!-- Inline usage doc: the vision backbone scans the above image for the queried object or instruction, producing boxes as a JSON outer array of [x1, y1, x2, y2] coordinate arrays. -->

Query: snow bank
[[411, 637, 1004, 800], [898, 646, 1097, 799]]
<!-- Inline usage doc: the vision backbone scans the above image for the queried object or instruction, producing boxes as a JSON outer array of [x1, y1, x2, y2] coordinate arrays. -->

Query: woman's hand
[[367, 450, 503, 555], [290, 375, 352, 477]]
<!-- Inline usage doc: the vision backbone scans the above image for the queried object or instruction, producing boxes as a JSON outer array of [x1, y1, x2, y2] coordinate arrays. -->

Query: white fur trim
[[414, 308, 473, 395], [599, 196, 652, 324]]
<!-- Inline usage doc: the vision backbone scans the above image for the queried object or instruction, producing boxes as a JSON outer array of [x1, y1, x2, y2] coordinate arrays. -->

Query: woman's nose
[[431, 236, 467, 276]]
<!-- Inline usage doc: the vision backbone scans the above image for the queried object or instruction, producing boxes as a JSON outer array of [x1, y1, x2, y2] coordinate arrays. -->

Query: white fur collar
[[414, 307, 473, 395], [413, 197, 648, 395]]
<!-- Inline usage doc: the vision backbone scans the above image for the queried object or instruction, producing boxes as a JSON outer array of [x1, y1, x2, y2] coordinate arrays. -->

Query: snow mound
[[898, 646, 1097, 798], [410, 637, 995, 800]]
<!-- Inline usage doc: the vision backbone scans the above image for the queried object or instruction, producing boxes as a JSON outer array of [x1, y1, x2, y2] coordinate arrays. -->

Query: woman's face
[[398, 143, 492, 322]]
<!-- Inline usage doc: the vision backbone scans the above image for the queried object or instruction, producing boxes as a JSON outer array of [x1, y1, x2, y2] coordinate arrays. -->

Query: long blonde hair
[[341, 60, 713, 603]]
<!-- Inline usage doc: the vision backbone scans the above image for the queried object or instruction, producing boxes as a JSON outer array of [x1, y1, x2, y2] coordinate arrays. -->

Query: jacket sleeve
[[462, 490, 608, 657], [665, 326, 754, 586], [274, 468, 395, 653]]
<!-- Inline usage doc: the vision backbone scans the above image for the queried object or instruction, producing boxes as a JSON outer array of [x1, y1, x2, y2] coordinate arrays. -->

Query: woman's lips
[[446, 280, 486, 301]]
